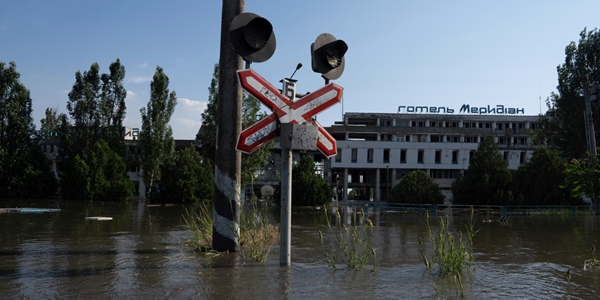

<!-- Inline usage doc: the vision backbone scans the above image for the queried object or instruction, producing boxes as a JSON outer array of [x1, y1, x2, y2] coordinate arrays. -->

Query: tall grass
[[319, 206, 376, 272], [182, 202, 278, 263], [421, 207, 478, 297], [182, 204, 214, 252], [234, 202, 279, 263]]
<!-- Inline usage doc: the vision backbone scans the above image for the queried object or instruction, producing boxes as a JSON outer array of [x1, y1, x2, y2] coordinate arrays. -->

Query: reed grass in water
[[319, 206, 376, 272], [234, 202, 279, 263], [421, 207, 478, 297], [183, 202, 278, 263]]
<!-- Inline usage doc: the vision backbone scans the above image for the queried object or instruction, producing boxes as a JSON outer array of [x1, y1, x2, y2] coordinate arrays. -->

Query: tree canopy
[[511, 146, 576, 205], [0, 61, 57, 199], [196, 64, 273, 189], [452, 136, 512, 205], [535, 28, 600, 159], [58, 60, 130, 201], [139, 66, 177, 199], [389, 170, 444, 204], [276, 155, 332, 206]]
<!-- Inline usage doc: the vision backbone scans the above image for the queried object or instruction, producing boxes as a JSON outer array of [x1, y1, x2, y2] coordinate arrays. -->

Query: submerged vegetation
[[421, 207, 479, 297], [183, 202, 278, 263], [319, 206, 376, 272]]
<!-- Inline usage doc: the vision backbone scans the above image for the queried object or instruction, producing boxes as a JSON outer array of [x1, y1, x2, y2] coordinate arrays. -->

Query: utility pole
[[212, 0, 244, 252]]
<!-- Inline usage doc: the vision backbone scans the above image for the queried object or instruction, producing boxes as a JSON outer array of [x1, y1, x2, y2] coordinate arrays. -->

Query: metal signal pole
[[213, 0, 244, 252]]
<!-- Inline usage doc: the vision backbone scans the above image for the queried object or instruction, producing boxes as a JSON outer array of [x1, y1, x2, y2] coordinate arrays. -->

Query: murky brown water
[[2, 200, 600, 299]]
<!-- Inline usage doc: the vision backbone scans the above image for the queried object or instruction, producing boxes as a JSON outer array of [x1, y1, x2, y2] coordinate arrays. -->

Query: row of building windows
[[378, 119, 539, 130], [335, 148, 529, 165], [381, 134, 531, 145]]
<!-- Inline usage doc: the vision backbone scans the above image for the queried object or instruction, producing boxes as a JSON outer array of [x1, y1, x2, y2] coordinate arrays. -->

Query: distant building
[[325, 112, 543, 201]]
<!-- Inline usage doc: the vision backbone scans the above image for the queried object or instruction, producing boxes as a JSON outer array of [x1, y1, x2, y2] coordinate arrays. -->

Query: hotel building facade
[[325, 109, 542, 202]]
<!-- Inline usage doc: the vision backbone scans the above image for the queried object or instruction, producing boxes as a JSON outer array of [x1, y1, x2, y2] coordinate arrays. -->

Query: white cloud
[[178, 98, 208, 113], [139, 62, 148, 68], [175, 117, 202, 128], [126, 90, 138, 101], [58, 89, 69, 95], [127, 76, 151, 84]]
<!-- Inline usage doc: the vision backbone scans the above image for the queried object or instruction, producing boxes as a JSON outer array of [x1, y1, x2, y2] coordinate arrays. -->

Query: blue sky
[[1, 1, 599, 139]]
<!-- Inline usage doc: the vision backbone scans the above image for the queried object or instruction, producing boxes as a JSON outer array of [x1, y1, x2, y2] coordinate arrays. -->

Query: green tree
[[389, 170, 444, 204], [99, 60, 127, 154], [139, 66, 177, 199], [563, 154, 600, 213], [196, 64, 273, 189], [59, 59, 129, 200], [156, 145, 213, 203], [88, 139, 133, 201], [287, 155, 332, 206], [0, 61, 57, 199], [452, 136, 512, 205], [39, 107, 65, 138], [511, 146, 574, 205], [535, 28, 600, 159], [60, 140, 132, 201]]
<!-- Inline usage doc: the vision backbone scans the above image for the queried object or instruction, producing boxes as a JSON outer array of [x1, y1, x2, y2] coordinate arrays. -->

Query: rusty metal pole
[[213, 0, 244, 252]]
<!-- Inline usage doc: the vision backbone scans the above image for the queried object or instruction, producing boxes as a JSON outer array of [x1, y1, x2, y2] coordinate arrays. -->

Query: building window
[[418, 149, 424, 164], [400, 149, 406, 163], [335, 148, 342, 162], [447, 122, 458, 128], [431, 135, 442, 143], [503, 151, 508, 161], [520, 151, 526, 164], [464, 136, 478, 143], [435, 150, 441, 164], [396, 121, 408, 127], [469, 150, 475, 163], [351, 149, 357, 163], [367, 148, 373, 163], [396, 135, 405, 142], [383, 149, 390, 164], [452, 150, 458, 164], [446, 136, 460, 143]]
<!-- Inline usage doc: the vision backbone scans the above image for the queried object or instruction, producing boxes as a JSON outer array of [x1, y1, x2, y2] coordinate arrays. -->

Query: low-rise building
[[326, 111, 543, 201]]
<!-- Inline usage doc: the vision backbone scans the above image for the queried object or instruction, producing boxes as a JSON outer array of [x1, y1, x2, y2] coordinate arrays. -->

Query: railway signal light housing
[[311, 33, 348, 80], [229, 12, 276, 63]]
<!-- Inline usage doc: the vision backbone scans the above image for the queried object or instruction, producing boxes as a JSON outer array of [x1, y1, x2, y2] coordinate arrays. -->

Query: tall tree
[[288, 155, 332, 206], [139, 66, 177, 199], [389, 170, 444, 204], [511, 146, 574, 205], [156, 145, 214, 203], [452, 136, 512, 205], [99, 59, 127, 154], [563, 153, 600, 213], [59, 59, 129, 201], [196, 64, 273, 188], [40, 107, 65, 137], [0, 61, 56, 198], [536, 28, 600, 159]]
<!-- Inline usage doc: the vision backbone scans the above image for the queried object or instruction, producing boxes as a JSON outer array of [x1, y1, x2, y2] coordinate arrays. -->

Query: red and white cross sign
[[235, 69, 342, 157]]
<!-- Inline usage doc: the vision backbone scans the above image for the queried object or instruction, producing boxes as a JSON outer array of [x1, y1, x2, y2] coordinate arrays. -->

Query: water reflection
[[2, 200, 600, 298]]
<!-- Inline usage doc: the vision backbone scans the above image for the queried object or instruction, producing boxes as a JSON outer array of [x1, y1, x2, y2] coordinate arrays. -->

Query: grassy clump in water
[[421, 207, 478, 297], [182, 201, 278, 263], [584, 245, 600, 270], [319, 206, 376, 272], [234, 202, 279, 263], [183, 204, 214, 252]]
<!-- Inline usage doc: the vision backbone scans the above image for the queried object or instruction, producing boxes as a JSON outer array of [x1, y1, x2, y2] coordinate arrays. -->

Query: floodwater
[[2, 200, 600, 299]]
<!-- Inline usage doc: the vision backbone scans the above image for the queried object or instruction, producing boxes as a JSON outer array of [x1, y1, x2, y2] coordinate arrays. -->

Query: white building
[[326, 111, 542, 201]]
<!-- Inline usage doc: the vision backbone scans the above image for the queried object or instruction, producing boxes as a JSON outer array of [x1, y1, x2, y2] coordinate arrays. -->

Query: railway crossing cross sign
[[235, 69, 342, 157]]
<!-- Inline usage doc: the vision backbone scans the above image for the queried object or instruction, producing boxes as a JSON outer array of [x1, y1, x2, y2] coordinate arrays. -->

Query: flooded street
[[2, 201, 600, 299]]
